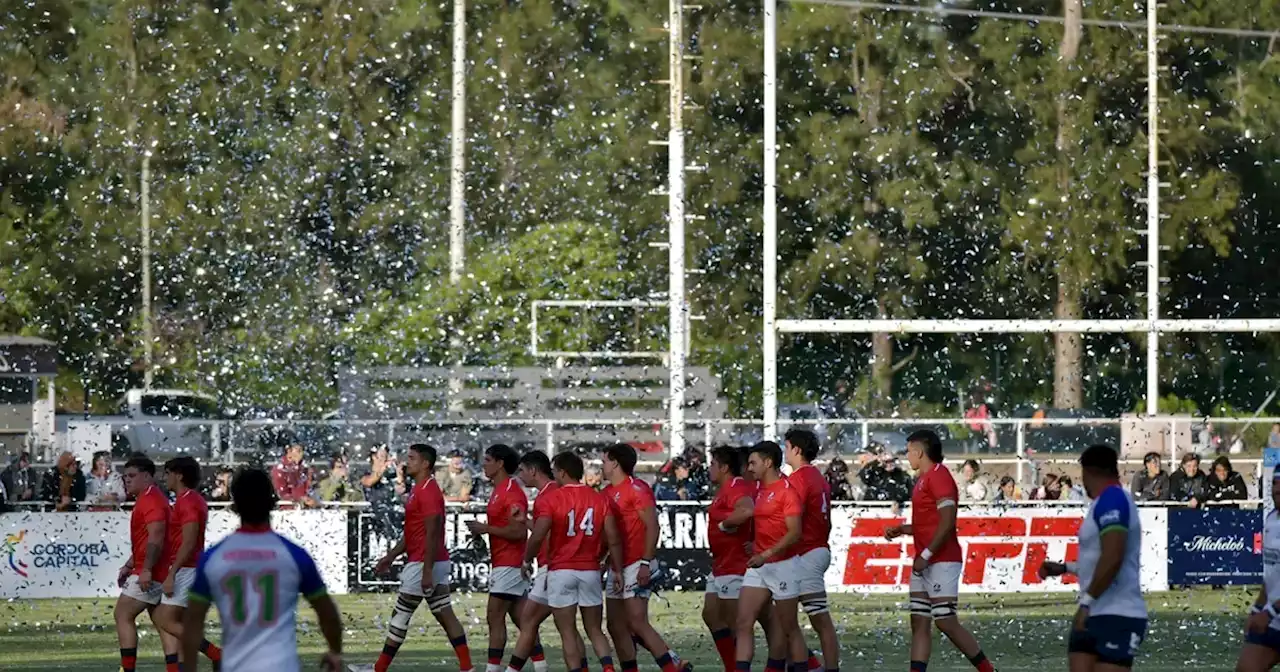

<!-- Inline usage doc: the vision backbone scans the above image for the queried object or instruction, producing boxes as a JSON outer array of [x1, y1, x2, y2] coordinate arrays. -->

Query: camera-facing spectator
[[824, 457, 855, 501], [441, 449, 474, 502], [859, 444, 913, 504], [1204, 455, 1248, 508], [994, 475, 1023, 502], [1059, 475, 1087, 502], [959, 459, 994, 502], [680, 447, 710, 500], [584, 464, 605, 491], [85, 451, 125, 509], [317, 452, 361, 503], [270, 443, 318, 508], [1169, 453, 1206, 507], [40, 451, 86, 511], [208, 466, 234, 502], [1129, 452, 1169, 501], [1, 452, 37, 503], [360, 444, 406, 541], [1030, 473, 1063, 501]]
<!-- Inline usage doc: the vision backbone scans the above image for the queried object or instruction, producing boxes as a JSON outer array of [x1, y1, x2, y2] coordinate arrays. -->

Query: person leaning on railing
[[39, 451, 86, 512], [1204, 455, 1248, 509], [85, 450, 126, 511], [316, 452, 362, 503], [1168, 453, 1207, 508]]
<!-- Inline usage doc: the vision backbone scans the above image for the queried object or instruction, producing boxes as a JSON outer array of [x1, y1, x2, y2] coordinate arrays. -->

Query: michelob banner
[[1166, 507, 1262, 586]]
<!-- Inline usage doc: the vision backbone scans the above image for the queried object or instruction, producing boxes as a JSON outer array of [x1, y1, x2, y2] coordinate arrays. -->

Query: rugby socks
[[164, 653, 180, 672], [735, 664, 752, 672], [807, 651, 822, 671], [600, 655, 616, 672], [376, 642, 402, 672], [531, 643, 549, 672], [656, 651, 680, 672], [789, 664, 808, 672], [200, 639, 223, 671], [967, 651, 994, 672], [120, 647, 137, 672], [488, 648, 505, 672], [505, 655, 527, 672], [451, 635, 473, 671], [766, 659, 787, 671], [622, 659, 640, 672], [582, 658, 591, 672], [910, 661, 928, 672], [711, 628, 736, 672]]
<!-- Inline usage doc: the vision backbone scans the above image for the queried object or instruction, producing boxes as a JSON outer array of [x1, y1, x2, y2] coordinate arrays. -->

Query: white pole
[[449, 0, 466, 284], [668, 0, 688, 457], [141, 150, 153, 390], [762, 0, 779, 442], [1145, 0, 1160, 416]]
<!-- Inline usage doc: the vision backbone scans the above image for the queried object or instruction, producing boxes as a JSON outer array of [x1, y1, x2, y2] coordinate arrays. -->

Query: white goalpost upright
[[760, 0, 1280, 440]]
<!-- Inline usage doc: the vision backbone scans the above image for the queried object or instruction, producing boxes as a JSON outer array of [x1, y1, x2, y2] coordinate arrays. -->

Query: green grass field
[[0, 590, 1256, 671]]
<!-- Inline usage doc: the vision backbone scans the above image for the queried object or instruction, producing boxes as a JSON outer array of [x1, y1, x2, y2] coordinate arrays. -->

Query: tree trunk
[[1053, 0, 1084, 409]]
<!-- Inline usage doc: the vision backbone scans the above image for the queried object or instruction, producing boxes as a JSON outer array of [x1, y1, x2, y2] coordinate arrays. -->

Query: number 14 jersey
[[537, 483, 612, 571]]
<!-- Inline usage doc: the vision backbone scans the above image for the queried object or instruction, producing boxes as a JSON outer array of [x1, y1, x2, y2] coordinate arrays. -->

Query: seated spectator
[[40, 451, 86, 512], [270, 443, 318, 508], [1129, 452, 1169, 501], [208, 466, 234, 502], [994, 475, 1022, 502], [584, 465, 605, 491], [1031, 473, 1063, 501], [1168, 453, 1206, 507], [1059, 476, 1087, 501], [84, 451, 125, 509], [1, 452, 37, 504], [960, 459, 994, 502], [860, 446, 913, 504], [317, 452, 361, 503], [681, 447, 710, 500], [654, 457, 687, 501], [825, 458, 855, 501], [441, 449, 474, 502], [1204, 455, 1248, 508]]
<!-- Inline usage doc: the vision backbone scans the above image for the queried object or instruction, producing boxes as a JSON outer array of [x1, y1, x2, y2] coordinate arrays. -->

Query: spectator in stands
[[1204, 455, 1248, 507], [655, 456, 691, 500], [85, 450, 125, 509], [960, 459, 994, 502], [994, 475, 1022, 502], [1, 451, 37, 504], [1169, 453, 1206, 507], [584, 464, 605, 491], [361, 444, 406, 541], [40, 451, 86, 512], [441, 448, 474, 502], [1031, 473, 1063, 501], [681, 446, 710, 500], [1059, 475, 1087, 501], [317, 452, 360, 503], [1129, 451, 1169, 501], [825, 457, 855, 501], [860, 445, 912, 504], [208, 466, 234, 502], [1270, 423, 1280, 450], [270, 442, 318, 508]]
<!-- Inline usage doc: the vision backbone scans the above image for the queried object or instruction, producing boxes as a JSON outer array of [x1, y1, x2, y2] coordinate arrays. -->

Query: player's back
[[191, 528, 328, 672], [604, 476, 655, 565], [546, 484, 610, 570], [787, 464, 831, 553]]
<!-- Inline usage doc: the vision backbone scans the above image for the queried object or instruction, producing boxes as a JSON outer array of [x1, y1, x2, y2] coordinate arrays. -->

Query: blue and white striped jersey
[[190, 526, 327, 672]]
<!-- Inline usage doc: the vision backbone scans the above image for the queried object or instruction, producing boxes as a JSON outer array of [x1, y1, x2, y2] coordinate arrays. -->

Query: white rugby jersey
[[1263, 509, 1280, 629], [190, 525, 328, 672], [1077, 484, 1146, 619]]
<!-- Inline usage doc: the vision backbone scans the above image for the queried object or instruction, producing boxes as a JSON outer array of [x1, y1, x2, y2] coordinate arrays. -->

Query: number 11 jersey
[[539, 483, 612, 571], [189, 525, 328, 672]]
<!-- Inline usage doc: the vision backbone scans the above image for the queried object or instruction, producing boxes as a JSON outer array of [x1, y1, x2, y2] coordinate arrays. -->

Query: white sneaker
[[346, 665, 376, 672]]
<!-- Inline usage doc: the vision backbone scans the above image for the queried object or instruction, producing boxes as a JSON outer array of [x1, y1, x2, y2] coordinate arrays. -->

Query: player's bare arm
[[637, 503, 659, 586], [179, 596, 210, 667], [375, 539, 407, 574], [307, 592, 344, 671], [472, 505, 528, 540], [721, 496, 754, 530], [421, 513, 441, 591], [164, 521, 200, 595], [139, 520, 166, 589], [525, 516, 553, 576], [913, 501, 957, 574], [604, 514, 625, 593], [1075, 528, 1126, 631], [1246, 584, 1272, 635], [884, 523, 912, 540], [750, 514, 800, 568]]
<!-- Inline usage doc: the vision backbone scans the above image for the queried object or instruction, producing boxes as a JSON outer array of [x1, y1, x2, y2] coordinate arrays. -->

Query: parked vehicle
[[58, 389, 229, 461]]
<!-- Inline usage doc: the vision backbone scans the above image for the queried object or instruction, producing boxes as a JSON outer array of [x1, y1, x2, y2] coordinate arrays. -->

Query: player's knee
[[909, 597, 932, 620], [930, 601, 958, 623], [800, 596, 830, 616], [427, 590, 453, 614]]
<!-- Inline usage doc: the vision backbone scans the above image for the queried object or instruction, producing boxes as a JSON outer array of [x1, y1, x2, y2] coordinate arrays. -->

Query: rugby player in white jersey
[[181, 468, 344, 672], [1234, 471, 1280, 671], [1039, 444, 1147, 671]]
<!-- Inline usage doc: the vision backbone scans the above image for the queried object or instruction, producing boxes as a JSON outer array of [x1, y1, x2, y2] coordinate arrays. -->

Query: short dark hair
[[124, 453, 156, 475], [962, 459, 980, 472], [1212, 455, 1234, 474], [784, 428, 820, 462], [906, 429, 944, 463], [1080, 444, 1120, 478], [408, 443, 438, 469], [164, 456, 201, 489], [709, 445, 742, 476], [999, 475, 1016, 487], [486, 444, 520, 476], [92, 450, 111, 467], [1143, 451, 1162, 464], [605, 444, 638, 476], [750, 441, 784, 472], [520, 450, 554, 478], [231, 468, 276, 525], [330, 451, 347, 468], [553, 452, 585, 481]]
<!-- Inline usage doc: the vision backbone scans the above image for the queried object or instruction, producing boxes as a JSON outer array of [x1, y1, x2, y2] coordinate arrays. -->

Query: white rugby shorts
[[705, 574, 744, 600], [794, 547, 831, 595], [121, 574, 163, 606], [605, 561, 653, 601], [528, 567, 550, 605], [546, 569, 604, 609], [909, 561, 962, 599], [489, 565, 529, 598], [161, 567, 197, 607], [399, 560, 452, 597], [742, 556, 800, 600]]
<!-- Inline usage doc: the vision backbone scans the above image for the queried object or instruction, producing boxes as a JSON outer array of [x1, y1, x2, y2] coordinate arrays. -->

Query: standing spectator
[[993, 475, 1023, 502], [681, 446, 710, 500], [208, 466, 234, 502], [1128, 452, 1170, 501], [270, 443, 318, 508], [861, 448, 913, 504], [824, 457, 855, 501], [85, 451, 126, 509], [1203, 455, 1248, 507], [959, 459, 994, 502], [584, 464, 605, 491], [360, 444, 406, 541], [1168, 453, 1207, 507], [1030, 473, 1063, 501], [1269, 423, 1280, 450], [317, 452, 360, 503], [441, 449, 474, 502], [1, 452, 37, 504], [654, 456, 684, 500], [40, 451, 86, 511]]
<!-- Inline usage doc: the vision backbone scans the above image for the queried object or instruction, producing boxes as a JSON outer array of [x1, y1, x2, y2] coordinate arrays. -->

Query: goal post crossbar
[[776, 319, 1280, 334]]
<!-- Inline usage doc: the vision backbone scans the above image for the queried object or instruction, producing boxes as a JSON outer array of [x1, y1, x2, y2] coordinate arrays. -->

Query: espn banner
[[0, 510, 348, 599]]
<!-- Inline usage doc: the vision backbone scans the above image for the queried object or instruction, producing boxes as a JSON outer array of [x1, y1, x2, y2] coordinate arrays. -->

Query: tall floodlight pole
[[762, 0, 779, 441], [141, 150, 153, 390], [448, 0, 467, 412], [1145, 0, 1160, 416], [668, 0, 688, 457]]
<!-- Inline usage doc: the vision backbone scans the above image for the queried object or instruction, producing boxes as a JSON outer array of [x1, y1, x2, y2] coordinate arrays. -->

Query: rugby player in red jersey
[[704, 445, 756, 672], [783, 429, 838, 672], [363, 444, 472, 672], [884, 430, 996, 672], [601, 444, 692, 672], [114, 454, 178, 672], [505, 452, 623, 672], [464, 445, 540, 672], [515, 451, 557, 672], [735, 441, 809, 672]]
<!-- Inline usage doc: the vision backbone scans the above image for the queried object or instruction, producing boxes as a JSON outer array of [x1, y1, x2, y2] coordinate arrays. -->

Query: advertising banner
[[1, 510, 348, 599], [1167, 507, 1262, 586]]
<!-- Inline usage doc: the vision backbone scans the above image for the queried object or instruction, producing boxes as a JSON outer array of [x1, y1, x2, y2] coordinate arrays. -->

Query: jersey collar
[[238, 523, 272, 534]]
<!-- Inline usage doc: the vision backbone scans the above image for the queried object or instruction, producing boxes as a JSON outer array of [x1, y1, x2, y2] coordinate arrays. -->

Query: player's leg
[[734, 568, 772, 668], [372, 561, 428, 672], [581, 603, 616, 672], [606, 597, 636, 668], [152, 611, 182, 672], [487, 594, 513, 672], [926, 563, 994, 672], [426, 567, 473, 672], [1236, 642, 1280, 672], [505, 600, 553, 672], [906, 569, 933, 672], [797, 549, 838, 672], [115, 577, 158, 672], [759, 599, 783, 663], [520, 570, 552, 672], [547, 572, 587, 672], [703, 581, 737, 672]]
